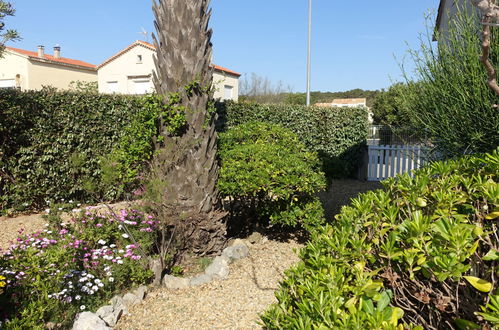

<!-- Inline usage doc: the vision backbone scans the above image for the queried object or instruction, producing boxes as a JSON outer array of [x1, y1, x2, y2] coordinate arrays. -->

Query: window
[[224, 85, 233, 100], [0, 79, 15, 89], [134, 80, 151, 94], [137, 55, 143, 64], [107, 81, 118, 94]]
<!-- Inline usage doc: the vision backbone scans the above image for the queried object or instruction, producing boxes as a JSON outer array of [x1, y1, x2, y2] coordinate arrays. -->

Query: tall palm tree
[[150, 0, 226, 257]]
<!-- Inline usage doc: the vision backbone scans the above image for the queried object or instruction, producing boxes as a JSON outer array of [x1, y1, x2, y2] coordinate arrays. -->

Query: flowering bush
[[0, 207, 159, 328]]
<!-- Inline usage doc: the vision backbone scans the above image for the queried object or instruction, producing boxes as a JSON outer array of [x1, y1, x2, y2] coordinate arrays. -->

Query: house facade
[[0, 45, 97, 90], [98, 41, 240, 101]]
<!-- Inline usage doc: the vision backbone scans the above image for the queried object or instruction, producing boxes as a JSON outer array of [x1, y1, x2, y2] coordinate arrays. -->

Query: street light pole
[[306, 0, 312, 106]]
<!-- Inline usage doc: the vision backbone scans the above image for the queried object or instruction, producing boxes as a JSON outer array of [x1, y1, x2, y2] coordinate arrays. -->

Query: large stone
[[111, 295, 128, 316], [204, 256, 230, 279], [96, 305, 122, 327], [222, 244, 249, 262], [133, 285, 148, 300], [72, 312, 110, 330], [189, 273, 213, 287], [228, 238, 250, 248], [123, 293, 141, 307], [162, 274, 191, 289]]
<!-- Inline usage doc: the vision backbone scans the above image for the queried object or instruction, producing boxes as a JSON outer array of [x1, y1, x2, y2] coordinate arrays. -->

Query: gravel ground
[[0, 213, 47, 251], [116, 237, 304, 330]]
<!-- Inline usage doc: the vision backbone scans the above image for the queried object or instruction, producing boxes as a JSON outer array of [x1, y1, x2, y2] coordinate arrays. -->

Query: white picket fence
[[367, 145, 427, 181]]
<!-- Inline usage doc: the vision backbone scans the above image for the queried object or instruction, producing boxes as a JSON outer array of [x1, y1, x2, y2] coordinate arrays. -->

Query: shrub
[[0, 89, 182, 212], [261, 149, 499, 329], [218, 122, 326, 230], [216, 102, 369, 178], [0, 206, 159, 328], [402, 7, 499, 158]]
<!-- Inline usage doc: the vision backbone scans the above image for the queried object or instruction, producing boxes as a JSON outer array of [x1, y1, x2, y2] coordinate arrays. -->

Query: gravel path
[[116, 237, 304, 330]]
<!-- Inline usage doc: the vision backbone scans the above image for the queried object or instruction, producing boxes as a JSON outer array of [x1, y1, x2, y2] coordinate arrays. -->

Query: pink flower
[[96, 224, 103, 228]]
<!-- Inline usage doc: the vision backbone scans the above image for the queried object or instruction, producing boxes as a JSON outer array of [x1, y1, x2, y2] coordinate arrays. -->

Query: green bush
[[262, 149, 499, 329], [218, 122, 326, 230], [403, 7, 499, 158], [216, 101, 369, 179], [0, 89, 181, 212], [0, 207, 158, 328]]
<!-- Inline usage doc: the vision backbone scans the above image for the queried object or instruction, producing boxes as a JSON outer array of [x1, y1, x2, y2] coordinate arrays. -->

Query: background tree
[[0, 1, 18, 57], [372, 82, 414, 126], [148, 0, 226, 263]]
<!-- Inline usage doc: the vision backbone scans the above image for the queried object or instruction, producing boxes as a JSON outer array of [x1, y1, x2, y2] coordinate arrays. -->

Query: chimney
[[37, 45, 45, 58], [53, 45, 61, 59]]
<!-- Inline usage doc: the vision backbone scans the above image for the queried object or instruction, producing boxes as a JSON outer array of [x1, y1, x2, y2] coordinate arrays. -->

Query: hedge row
[[216, 101, 369, 178], [261, 149, 499, 329], [0, 88, 154, 211]]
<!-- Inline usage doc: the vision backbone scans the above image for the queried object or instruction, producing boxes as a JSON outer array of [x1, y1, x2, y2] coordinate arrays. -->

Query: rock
[[132, 285, 148, 300], [162, 274, 191, 289], [247, 231, 263, 244], [72, 312, 110, 330], [123, 293, 141, 307], [111, 295, 128, 315], [189, 273, 213, 287], [204, 256, 230, 279], [95, 305, 122, 327], [222, 244, 249, 262], [149, 258, 163, 286]]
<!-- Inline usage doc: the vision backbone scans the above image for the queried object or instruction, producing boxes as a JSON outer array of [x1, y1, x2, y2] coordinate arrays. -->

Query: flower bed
[[0, 207, 159, 328]]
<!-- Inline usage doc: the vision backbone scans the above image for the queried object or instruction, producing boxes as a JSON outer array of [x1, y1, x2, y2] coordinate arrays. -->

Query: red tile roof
[[6, 46, 96, 70], [98, 41, 241, 77]]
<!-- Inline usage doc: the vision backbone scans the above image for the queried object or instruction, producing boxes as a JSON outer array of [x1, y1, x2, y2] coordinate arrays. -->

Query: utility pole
[[306, 0, 312, 106]]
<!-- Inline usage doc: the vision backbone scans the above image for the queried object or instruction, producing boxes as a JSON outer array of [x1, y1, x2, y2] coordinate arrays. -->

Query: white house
[[98, 40, 240, 101], [0, 45, 97, 90]]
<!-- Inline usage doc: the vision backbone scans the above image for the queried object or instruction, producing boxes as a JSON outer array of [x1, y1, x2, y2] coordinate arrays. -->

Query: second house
[[98, 40, 240, 101]]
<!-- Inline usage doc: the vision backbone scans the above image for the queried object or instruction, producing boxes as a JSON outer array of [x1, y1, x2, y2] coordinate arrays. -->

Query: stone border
[[72, 238, 255, 329]]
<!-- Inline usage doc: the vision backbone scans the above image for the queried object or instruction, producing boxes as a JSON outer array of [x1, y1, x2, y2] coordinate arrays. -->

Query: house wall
[[98, 45, 156, 94], [437, 0, 476, 43], [0, 51, 29, 90], [212, 71, 239, 102], [27, 61, 97, 90]]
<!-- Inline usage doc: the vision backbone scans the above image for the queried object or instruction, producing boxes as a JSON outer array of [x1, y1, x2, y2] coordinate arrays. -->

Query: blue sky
[[5, 1, 437, 92]]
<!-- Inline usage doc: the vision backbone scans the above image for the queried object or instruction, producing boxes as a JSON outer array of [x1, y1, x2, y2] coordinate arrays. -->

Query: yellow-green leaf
[[463, 276, 493, 292], [485, 211, 499, 220]]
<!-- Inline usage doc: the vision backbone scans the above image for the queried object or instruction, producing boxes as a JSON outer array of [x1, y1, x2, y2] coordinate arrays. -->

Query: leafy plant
[[262, 149, 498, 329], [218, 122, 326, 230], [402, 7, 499, 157]]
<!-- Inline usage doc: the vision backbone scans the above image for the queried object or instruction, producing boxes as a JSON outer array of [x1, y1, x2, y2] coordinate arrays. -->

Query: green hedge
[[262, 149, 499, 329], [0, 88, 155, 211], [216, 101, 369, 179]]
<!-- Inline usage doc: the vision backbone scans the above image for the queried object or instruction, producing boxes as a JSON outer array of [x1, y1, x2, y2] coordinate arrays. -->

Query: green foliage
[[217, 102, 369, 178], [0, 89, 172, 211], [0, 208, 158, 328], [0, 1, 19, 57], [262, 149, 499, 329], [402, 8, 499, 157], [372, 82, 415, 126], [218, 122, 326, 229]]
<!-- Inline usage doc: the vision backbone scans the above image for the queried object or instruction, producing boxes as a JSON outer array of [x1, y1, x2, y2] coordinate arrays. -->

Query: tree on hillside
[[0, 1, 19, 57], [149, 0, 226, 264]]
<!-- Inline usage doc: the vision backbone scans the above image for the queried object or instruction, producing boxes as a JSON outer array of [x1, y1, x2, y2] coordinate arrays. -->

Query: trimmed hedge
[[218, 121, 326, 230], [261, 149, 499, 329], [216, 101, 369, 179], [0, 88, 156, 211]]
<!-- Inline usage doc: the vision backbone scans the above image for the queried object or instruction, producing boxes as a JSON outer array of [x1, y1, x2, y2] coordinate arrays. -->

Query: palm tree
[[150, 0, 226, 259]]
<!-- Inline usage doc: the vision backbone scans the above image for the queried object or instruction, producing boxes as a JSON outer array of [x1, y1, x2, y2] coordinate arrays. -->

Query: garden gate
[[367, 145, 427, 181]]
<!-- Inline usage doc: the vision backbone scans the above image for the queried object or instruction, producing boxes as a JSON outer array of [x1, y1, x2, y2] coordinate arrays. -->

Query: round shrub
[[218, 121, 326, 230], [262, 149, 498, 329]]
